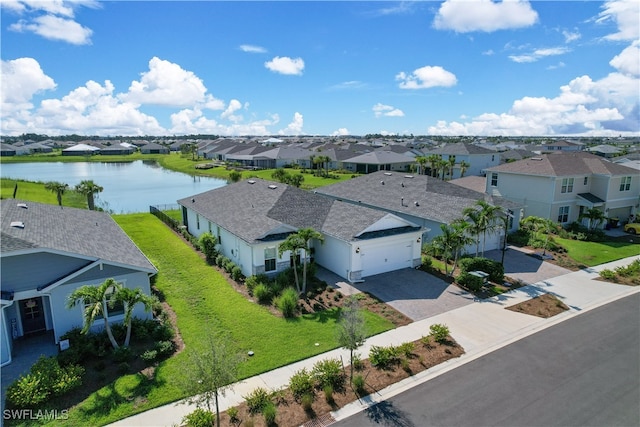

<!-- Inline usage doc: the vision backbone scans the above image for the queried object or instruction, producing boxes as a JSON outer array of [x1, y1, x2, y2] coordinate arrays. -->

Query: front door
[[19, 297, 46, 335]]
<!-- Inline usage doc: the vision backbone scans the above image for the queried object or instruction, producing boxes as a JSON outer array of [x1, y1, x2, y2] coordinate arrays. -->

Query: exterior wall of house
[[355, 231, 422, 278], [1, 252, 91, 293], [313, 235, 352, 280], [488, 172, 555, 219], [1, 305, 13, 366]]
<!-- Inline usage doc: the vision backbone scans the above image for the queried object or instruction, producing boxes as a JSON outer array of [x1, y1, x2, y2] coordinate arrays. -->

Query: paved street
[[333, 292, 640, 427]]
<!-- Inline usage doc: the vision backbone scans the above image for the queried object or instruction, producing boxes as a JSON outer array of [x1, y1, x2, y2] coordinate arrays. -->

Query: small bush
[[245, 275, 265, 295], [421, 255, 433, 269], [599, 269, 617, 281], [369, 345, 401, 369], [421, 335, 432, 347], [301, 393, 314, 412], [117, 362, 130, 375], [152, 322, 175, 341], [312, 358, 344, 390], [231, 266, 243, 281], [323, 384, 334, 403], [182, 408, 214, 427], [244, 387, 270, 415], [111, 346, 133, 363], [352, 352, 364, 371], [227, 406, 240, 425], [352, 375, 366, 395], [458, 257, 504, 283], [198, 233, 218, 262], [398, 341, 415, 358], [274, 287, 299, 318], [263, 402, 277, 426], [289, 368, 314, 401], [430, 323, 450, 343], [253, 283, 272, 304], [457, 272, 484, 291], [154, 340, 175, 357], [141, 350, 158, 365]]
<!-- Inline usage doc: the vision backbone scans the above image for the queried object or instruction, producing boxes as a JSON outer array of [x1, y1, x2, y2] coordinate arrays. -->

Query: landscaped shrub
[[289, 368, 314, 401], [111, 346, 133, 363], [253, 283, 272, 304], [224, 259, 235, 274], [352, 374, 366, 395], [369, 345, 402, 369], [457, 272, 484, 291], [152, 322, 175, 341], [215, 254, 227, 268], [245, 275, 264, 296], [599, 269, 617, 281], [429, 323, 450, 343], [6, 356, 84, 408], [154, 340, 175, 357], [301, 393, 314, 412], [458, 257, 504, 283], [231, 265, 243, 281], [274, 287, 299, 318], [398, 341, 415, 358], [182, 408, 215, 427], [198, 232, 218, 262], [312, 358, 344, 390], [508, 229, 530, 247], [227, 406, 240, 425], [263, 402, 277, 426], [421, 255, 433, 269], [141, 350, 158, 365], [244, 387, 271, 415], [323, 384, 334, 403]]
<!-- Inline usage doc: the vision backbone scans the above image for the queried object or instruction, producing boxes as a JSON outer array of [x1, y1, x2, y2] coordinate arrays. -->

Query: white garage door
[[360, 242, 412, 277]]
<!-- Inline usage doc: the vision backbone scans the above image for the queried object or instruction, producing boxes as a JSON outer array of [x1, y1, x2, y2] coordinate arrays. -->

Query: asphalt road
[[334, 293, 640, 427]]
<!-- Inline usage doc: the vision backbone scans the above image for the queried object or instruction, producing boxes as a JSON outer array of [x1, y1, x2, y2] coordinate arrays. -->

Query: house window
[[558, 206, 570, 223], [217, 226, 222, 244], [620, 176, 631, 191], [196, 214, 200, 229], [264, 247, 277, 272], [561, 178, 574, 193], [492, 155, 495, 161], [583, 176, 588, 185], [87, 285, 124, 318], [208, 221, 212, 233], [491, 173, 498, 187]]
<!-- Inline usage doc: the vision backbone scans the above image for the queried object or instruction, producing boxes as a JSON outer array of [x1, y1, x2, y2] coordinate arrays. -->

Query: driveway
[[482, 246, 572, 285], [317, 267, 475, 321]]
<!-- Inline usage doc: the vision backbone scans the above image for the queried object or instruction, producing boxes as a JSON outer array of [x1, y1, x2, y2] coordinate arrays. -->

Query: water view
[[0, 161, 227, 213]]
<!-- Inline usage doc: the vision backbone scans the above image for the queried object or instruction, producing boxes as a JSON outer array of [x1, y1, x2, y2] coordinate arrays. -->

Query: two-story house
[[485, 152, 639, 227], [424, 142, 500, 179]]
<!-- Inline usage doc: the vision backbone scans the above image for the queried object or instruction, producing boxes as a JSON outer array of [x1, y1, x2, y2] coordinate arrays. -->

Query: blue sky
[[1, 1, 638, 137]]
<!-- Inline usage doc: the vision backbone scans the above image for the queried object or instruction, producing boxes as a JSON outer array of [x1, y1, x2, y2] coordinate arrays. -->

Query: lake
[[0, 161, 227, 213]]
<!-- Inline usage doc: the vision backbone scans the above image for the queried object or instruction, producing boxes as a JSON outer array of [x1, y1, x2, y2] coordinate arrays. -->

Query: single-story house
[[140, 142, 169, 154], [62, 143, 102, 156], [178, 179, 424, 283], [1, 200, 157, 366], [0, 143, 16, 157]]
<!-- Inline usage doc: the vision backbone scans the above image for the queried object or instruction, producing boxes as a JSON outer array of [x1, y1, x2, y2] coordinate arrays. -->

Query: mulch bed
[[217, 337, 464, 427], [505, 293, 569, 318]]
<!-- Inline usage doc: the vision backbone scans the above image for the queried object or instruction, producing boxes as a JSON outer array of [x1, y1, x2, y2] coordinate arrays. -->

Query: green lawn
[[554, 237, 640, 267], [54, 213, 393, 426], [1, 178, 87, 208]]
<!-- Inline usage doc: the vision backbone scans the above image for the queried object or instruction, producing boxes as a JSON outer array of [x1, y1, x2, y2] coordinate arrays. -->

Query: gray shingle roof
[[315, 171, 500, 224], [1, 200, 156, 273], [426, 142, 495, 155], [486, 152, 637, 176], [178, 179, 410, 243]]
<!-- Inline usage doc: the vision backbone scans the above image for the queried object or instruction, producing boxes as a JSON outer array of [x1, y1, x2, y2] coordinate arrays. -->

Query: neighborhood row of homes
[[1, 143, 638, 367]]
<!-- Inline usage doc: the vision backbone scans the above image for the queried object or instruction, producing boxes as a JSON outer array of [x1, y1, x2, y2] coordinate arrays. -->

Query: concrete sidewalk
[[110, 255, 640, 427]]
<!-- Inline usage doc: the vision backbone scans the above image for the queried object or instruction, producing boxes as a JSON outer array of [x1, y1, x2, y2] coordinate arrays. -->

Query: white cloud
[[329, 80, 367, 90], [240, 44, 267, 53], [332, 128, 350, 136], [1, 57, 56, 115], [279, 112, 304, 135], [598, 0, 639, 41], [221, 99, 244, 122], [373, 103, 404, 118], [433, 0, 538, 33], [122, 57, 220, 107], [562, 29, 581, 43], [482, 49, 495, 56], [547, 62, 566, 70], [9, 15, 93, 45], [169, 108, 280, 136], [609, 40, 640, 77], [396, 66, 457, 89], [265, 56, 304, 75], [509, 47, 570, 63]]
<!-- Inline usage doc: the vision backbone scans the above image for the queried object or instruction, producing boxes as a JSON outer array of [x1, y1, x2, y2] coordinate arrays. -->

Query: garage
[[360, 241, 414, 277]]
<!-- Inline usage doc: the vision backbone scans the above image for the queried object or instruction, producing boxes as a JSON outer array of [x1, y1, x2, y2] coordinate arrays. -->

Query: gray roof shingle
[[1, 200, 156, 272], [486, 152, 637, 176]]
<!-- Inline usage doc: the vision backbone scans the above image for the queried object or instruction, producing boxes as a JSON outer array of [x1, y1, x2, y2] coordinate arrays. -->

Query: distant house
[[424, 142, 500, 178], [586, 144, 622, 158], [539, 140, 583, 152], [62, 143, 102, 156], [485, 152, 639, 227], [342, 150, 415, 174], [178, 179, 423, 282], [140, 142, 169, 154], [100, 145, 135, 155], [316, 170, 521, 252], [0, 143, 16, 157], [0, 200, 157, 367]]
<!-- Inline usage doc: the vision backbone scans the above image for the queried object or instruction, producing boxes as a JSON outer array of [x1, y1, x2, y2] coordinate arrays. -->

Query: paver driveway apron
[[318, 267, 475, 321]]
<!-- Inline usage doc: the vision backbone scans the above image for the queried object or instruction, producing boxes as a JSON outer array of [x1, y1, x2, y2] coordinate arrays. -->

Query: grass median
[[53, 213, 393, 426]]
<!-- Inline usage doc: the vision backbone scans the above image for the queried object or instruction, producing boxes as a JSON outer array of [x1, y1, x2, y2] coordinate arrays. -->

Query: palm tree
[[431, 222, 471, 277], [477, 200, 502, 256], [578, 207, 606, 231], [462, 206, 483, 257], [446, 156, 456, 179], [66, 278, 121, 349], [115, 287, 157, 347], [296, 228, 324, 294], [76, 180, 104, 211], [427, 155, 440, 178], [437, 158, 448, 180], [44, 181, 69, 207], [449, 219, 474, 275], [415, 156, 428, 175], [521, 216, 555, 256], [459, 161, 470, 177], [278, 233, 305, 293]]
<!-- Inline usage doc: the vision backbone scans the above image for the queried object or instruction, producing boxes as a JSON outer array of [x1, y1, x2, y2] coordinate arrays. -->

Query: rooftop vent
[[414, 201, 420, 206], [531, 157, 543, 161], [404, 175, 414, 179], [10, 221, 24, 229], [17, 203, 28, 209], [248, 180, 256, 184], [384, 172, 392, 176], [268, 184, 278, 189], [380, 181, 385, 185]]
